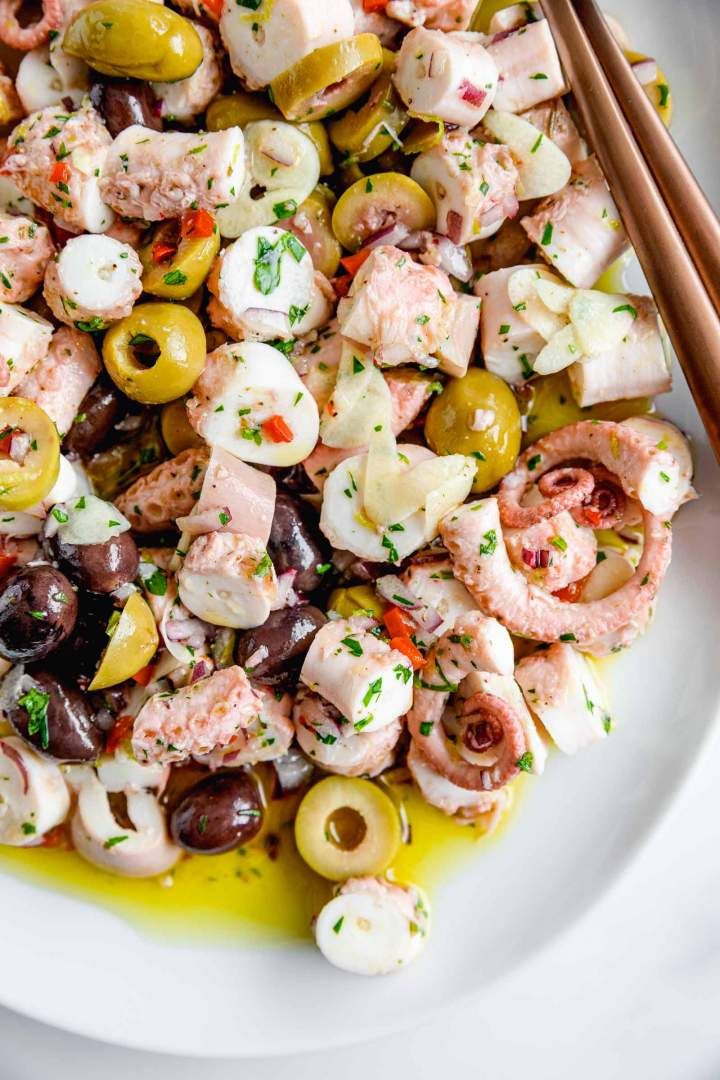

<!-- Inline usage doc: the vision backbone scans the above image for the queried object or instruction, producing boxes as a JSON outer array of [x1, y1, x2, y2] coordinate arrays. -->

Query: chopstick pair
[[540, 0, 720, 460]]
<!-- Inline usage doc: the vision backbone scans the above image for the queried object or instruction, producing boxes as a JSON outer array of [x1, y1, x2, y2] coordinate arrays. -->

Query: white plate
[[1, 0, 719, 1058]]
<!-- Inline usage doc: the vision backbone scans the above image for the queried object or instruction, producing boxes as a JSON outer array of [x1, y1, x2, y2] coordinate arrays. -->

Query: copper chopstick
[[540, 0, 720, 462], [571, 0, 720, 318]]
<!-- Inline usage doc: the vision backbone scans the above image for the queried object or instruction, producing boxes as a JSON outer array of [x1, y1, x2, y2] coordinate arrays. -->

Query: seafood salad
[[0, 0, 688, 977]]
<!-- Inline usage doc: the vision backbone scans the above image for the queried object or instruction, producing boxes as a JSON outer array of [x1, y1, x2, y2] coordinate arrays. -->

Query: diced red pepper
[[49, 162, 70, 185], [0, 553, 17, 579], [180, 208, 215, 240], [363, 0, 388, 10], [331, 275, 352, 298], [41, 825, 70, 849], [152, 241, 177, 264], [579, 506, 603, 528], [383, 604, 415, 639], [340, 247, 372, 277], [0, 431, 12, 455], [132, 664, 155, 687], [202, 0, 223, 17], [106, 713, 135, 754], [552, 579, 586, 603], [389, 636, 424, 670], [261, 414, 294, 443]]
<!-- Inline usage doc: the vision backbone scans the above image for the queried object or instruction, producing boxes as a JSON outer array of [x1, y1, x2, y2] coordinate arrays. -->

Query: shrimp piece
[[16, 326, 100, 435], [407, 611, 528, 792], [0, 0, 63, 50], [385, 0, 477, 32], [0, 214, 54, 303], [200, 689, 294, 767], [293, 687, 402, 778], [407, 741, 510, 824], [441, 496, 672, 652], [132, 665, 264, 765], [115, 449, 209, 533], [497, 420, 684, 528]]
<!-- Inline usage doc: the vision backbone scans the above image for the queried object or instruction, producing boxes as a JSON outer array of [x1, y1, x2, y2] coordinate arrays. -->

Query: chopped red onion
[[459, 80, 487, 107], [521, 548, 551, 569], [631, 58, 658, 86], [401, 231, 473, 282], [0, 740, 29, 794], [9, 433, 30, 464], [376, 574, 444, 633], [260, 147, 294, 167], [190, 658, 213, 683], [445, 209, 464, 245], [363, 222, 411, 249]]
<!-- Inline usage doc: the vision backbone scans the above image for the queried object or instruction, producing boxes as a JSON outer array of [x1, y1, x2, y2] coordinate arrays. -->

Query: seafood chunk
[[176, 446, 276, 544], [0, 736, 69, 845], [152, 23, 223, 122], [116, 449, 209, 533], [0, 214, 54, 303], [178, 531, 278, 629], [394, 28, 498, 127], [486, 21, 567, 113], [43, 233, 143, 329], [17, 326, 100, 435], [516, 643, 609, 754], [0, 301, 53, 394]]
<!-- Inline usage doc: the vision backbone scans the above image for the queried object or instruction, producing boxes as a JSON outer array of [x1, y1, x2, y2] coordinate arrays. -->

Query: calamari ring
[[407, 615, 527, 792], [498, 420, 682, 530], [0, 0, 63, 50]]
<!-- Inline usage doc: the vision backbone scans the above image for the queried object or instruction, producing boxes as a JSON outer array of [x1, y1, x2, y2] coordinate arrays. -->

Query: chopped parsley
[[18, 688, 50, 750]]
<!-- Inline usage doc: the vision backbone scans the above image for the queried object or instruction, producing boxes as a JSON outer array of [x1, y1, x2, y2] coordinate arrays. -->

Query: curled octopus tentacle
[[0, 0, 63, 49], [497, 420, 683, 530], [571, 465, 627, 529], [293, 687, 401, 778], [407, 615, 528, 792], [440, 497, 672, 651]]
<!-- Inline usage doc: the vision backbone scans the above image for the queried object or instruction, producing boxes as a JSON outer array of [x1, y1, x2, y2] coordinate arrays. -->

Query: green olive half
[[103, 302, 206, 405], [332, 172, 435, 252], [63, 0, 203, 81]]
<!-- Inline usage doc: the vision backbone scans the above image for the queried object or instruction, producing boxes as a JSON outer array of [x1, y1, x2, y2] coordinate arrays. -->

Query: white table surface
[[2, 721, 718, 1080]]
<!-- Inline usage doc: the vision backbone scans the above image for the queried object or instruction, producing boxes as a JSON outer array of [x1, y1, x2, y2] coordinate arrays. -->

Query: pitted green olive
[[140, 216, 220, 299], [102, 303, 206, 405], [206, 93, 333, 175], [425, 369, 521, 493], [271, 34, 384, 123], [0, 397, 60, 511], [332, 172, 435, 252], [329, 70, 409, 163], [63, 0, 203, 81]]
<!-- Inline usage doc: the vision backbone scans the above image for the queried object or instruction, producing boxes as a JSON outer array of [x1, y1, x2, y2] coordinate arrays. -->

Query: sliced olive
[[286, 188, 341, 278], [294, 776, 401, 881], [402, 117, 445, 155], [271, 34, 384, 123], [140, 217, 220, 299], [331, 171, 435, 251], [0, 397, 60, 511], [85, 415, 165, 501], [206, 93, 333, 174], [327, 585, 385, 620], [329, 69, 409, 163], [88, 591, 158, 691], [102, 302, 206, 405], [160, 398, 204, 454], [425, 368, 521, 493]]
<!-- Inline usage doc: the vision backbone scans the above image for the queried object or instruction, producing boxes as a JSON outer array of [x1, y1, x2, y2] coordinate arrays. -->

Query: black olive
[[89, 79, 162, 138], [51, 531, 139, 594], [267, 492, 329, 593], [63, 377, 125, 459], [235, 605, 326, 687], [43, 593, 115, 689], [9, 670, 103, 761], [0, 566, 77, 663], [170, 772, 263, 854]]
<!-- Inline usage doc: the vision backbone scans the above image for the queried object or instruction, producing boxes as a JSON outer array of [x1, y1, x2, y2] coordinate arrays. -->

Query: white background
[[2, 2, 719, 1077]]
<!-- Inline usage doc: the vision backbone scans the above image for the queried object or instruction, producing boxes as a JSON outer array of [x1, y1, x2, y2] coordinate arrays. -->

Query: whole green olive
[[102, 302, 206, 405], [425, 368, 522, 493], [63, 0, 203, 82]]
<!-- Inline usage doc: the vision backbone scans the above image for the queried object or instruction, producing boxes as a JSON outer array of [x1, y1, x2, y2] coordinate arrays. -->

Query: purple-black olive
[[9, 669, 103, 761], [43, 593, 115, 689], [235, 605, 326, 687], [63, 378, 125, 459], [51, 531, 139, 594], [89, 79, 162, 138], [170, 772, 263, 854], [0, 565, 77, 663], [267, 492, 329, 593]]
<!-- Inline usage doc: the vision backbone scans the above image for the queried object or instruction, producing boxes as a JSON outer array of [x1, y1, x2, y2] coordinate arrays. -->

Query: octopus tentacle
[[497, 420, 683, 530], [571, 465, 627, 529], [292, 687, 401, 778], [407, 613, 527, 792], [441, 497, 672, 651], [0, 0, 63, 50]]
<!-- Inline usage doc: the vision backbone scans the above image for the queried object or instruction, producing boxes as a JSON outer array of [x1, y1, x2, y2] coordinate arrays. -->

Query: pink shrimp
[[498, 420, 684, 529], [406, 612, 528, 791], [0, 0, 63, 50], [441, 497, 672, 651]]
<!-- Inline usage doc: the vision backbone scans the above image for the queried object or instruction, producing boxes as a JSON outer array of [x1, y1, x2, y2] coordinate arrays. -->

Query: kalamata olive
[[267, 492, 329, 593], [235, 605, 326, 687], [63, 378, 125, 459], [43, 593, 115, 689], [51, 531, 139, 594], [0, 566, 77, 663], [89, 79, 162, 138], [9, 670, 103, 761], [170, 772, 263, 854]]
